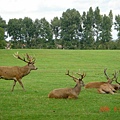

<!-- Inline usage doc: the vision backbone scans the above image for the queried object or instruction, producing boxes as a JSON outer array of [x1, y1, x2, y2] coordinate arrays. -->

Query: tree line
[[0, 7, 120, 49]]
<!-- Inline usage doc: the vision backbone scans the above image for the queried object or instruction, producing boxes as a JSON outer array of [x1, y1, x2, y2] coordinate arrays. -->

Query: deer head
[[13, 52, 37, 70]]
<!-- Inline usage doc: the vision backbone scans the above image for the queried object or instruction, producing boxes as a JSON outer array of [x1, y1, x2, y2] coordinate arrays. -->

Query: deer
[[48, 70, 86, 99], [0, 52, 38, 91], [85, 69, 117, 94]]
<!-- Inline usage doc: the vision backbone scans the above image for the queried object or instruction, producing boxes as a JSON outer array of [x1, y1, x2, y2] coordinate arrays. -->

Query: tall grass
[[0, 49, 120, 120]]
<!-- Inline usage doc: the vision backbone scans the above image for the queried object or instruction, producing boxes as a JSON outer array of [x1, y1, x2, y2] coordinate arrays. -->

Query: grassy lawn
[[0, 49, 120, 120]]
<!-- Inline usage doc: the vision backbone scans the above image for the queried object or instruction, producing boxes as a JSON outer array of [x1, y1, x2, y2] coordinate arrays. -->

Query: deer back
[[48, 87, 77, 99], [85, 81, 106, 88], [0, 66, 21, 80]]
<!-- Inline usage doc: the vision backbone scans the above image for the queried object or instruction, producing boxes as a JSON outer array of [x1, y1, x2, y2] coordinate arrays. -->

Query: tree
[[94, 7, 103, 48], [60, 8, 82, 49], [7, 18, 24, 48], [34, 18, 53, 48], [0, 16, 6, 48], [114, 15, 120, 39], [0, 27, 6, 48], [0, 16, 6, 29], [99, 11, 113, 49], [51, 17, 61, 47], [22, 17, 35, 48], [81, 7, 95, 49], [51, 17, 61, 40], [8, 18, 21, 41]]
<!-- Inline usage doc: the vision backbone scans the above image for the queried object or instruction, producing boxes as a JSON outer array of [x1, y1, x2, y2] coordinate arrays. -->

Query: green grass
[[0, 49, 120, 120]]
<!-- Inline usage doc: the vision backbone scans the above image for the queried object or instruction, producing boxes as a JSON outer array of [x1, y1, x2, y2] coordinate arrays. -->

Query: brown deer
[[0, 52, 38, 91], [48, 70, 86, 99], [85, 69, 117, 94]]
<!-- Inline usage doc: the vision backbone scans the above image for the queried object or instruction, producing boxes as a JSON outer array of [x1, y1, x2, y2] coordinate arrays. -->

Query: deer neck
[[73, 83, 81, 95], [107, 79, 112, 84], [21, 65, 31, 76]]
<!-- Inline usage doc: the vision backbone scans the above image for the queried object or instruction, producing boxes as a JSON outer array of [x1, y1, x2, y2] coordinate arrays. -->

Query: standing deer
[[48, 70, 86, 99], [0, 52, 38, 91], [85, 69, 117, 94]]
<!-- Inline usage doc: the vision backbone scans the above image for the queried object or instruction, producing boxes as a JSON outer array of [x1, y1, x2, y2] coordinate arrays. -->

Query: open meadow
[[0, 49, 120, 120]]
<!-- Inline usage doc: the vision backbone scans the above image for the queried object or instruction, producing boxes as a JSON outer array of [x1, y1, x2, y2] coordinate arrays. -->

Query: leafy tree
[[7, 18, 24, 48], [0, 16, 6, 48], [22, 17, 35, 48], [34, 18, 53, 48], [51, 17, 61, 47], [81, 7, 95, 49], [51, 17, 61, 40], [0, 16, 6, 28], [94, 7, 103, 48], [0, 27, 6, 48], [8, 18, 20, 41], [114, 15, 120, 39], [60, 8, 82, 49], [99, 11, 113, 49]]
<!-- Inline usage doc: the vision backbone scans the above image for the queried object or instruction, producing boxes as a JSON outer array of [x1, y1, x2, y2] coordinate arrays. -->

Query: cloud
[[1, 0, 119, 22]]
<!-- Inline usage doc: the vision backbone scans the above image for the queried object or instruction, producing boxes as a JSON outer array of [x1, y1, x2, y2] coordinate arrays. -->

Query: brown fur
[[85, 69, 118, 94], [0, 53, 37, 91], [85, 81, 117, 94], [98, 83, 116, 94], [48, 70, 85, 99], [85, 81, 107, 89]]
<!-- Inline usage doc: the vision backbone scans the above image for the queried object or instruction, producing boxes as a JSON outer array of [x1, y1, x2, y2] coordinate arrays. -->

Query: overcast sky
[[0, 0, 120, 39]]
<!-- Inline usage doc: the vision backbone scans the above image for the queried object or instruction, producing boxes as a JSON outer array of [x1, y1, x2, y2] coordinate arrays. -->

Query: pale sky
[[0, 0, 120, 39]]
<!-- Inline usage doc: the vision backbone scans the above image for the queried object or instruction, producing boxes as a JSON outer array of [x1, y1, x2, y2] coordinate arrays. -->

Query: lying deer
[[0, 52, 38, 91], [48, 70, 86, 99], [85, 69, 117, 94]]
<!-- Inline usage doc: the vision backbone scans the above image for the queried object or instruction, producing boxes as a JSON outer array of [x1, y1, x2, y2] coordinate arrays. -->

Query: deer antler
[[114, 71, 120, 85], [76, 70, 86, 80], [26, 53, 36, 63], [112, 71, 118, 80], [115, 79, 120, 85], [13, 52, 35, 64], [104, 68, 110, 80], [66, 70, 86, 82], [66, 70, 78, 82]]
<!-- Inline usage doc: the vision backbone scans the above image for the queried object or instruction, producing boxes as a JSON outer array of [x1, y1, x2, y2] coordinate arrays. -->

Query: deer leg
[[109, 91, 115, 94], [18, 79, 25, 91], [98, 88, 106, 94], [68, 96, 78, 99], [11, 80, 17, 92], [68, 93, 78, 99]]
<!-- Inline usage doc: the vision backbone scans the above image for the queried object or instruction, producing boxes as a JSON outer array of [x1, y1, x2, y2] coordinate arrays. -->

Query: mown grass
[[0, 49, 120, 120]]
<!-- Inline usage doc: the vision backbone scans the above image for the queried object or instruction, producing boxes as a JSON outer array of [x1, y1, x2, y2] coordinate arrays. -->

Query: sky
[[0, 0, 120, 39]]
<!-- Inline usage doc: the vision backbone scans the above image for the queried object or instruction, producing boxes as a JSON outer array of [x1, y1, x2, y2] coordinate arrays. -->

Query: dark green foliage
[[0, 17, 6, 48], [0, 7, 120, 49], [60, 9, 82, 49], [114, 15, 120, 40]]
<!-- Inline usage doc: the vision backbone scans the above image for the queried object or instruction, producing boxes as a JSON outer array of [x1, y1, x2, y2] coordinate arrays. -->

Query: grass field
[[0, 49, 120, 120]]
